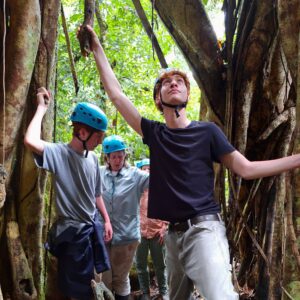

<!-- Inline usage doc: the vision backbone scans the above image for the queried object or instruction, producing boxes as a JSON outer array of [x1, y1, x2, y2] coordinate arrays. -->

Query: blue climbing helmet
[[70, 102, 108, 132], [102, 135, 127, 154], [136, 158, 150, 169]]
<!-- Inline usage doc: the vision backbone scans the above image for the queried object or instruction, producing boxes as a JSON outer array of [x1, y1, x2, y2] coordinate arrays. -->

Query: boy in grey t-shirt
[[24, 87, 112, 299]]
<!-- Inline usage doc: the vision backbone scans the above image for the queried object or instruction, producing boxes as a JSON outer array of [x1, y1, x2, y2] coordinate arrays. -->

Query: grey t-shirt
[[34, 143, 101, 223]]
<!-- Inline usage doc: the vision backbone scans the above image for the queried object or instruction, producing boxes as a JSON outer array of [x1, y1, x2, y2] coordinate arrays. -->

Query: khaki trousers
[[165, 220, 239, 300], [102, 241, 139, 296]]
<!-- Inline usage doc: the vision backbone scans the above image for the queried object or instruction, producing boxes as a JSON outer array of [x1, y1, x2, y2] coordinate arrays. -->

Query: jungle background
[[1, 0, 300, 299]]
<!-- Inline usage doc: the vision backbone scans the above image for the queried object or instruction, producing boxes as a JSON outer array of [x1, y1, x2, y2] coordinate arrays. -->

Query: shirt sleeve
[[33, 142, 61, 173], [135, 168, 150, 195], [94, 155, 102, 197], [210, 123, 235, 162], [141, 117, 153, 146]]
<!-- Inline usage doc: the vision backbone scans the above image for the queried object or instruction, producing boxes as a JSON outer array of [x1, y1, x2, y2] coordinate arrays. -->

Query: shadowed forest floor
[[129, 271, 203, 300], [128, 265, 255, 300]]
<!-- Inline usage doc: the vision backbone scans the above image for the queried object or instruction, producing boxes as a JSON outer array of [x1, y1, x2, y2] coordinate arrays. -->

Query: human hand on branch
[[36, 87, 51, 111], [24, 87, 51, 155], [85, 25, 102, 52], [77, 25, 101, 56]]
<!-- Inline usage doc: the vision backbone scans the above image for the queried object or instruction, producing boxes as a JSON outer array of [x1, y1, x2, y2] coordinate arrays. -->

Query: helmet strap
[[160, 92, 187, 118], [76, 131, 94, 158], [160, 100, 187, 118], [83, 140, 88, 158]]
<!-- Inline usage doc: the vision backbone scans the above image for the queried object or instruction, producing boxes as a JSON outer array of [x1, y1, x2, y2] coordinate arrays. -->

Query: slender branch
[[61, 3, 79, 95], [95, 0, 107, 44], [281, 286, 295, 300], [258, 109, 291, 141], [296, 17, 300, 129], [233, 178, 262, 245], [78, 0, 95, 57], [235, 198, 270, 268], [286, 8, 300, 276], [131, 0, 168, 68], [0, 164, 6, 209], [224, 0, 235, 141], [287, 174, 300, 273]]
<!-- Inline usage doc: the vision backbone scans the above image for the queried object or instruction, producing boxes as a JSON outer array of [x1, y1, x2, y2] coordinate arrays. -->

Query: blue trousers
[[46, 218, 110, 299]]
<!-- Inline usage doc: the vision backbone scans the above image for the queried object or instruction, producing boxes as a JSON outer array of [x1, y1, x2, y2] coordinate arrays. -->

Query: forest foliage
[[55, 0, 216, 162]]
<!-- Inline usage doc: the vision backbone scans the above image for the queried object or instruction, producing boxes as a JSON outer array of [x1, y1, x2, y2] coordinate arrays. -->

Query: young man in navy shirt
[[84, 25, 300, 300]]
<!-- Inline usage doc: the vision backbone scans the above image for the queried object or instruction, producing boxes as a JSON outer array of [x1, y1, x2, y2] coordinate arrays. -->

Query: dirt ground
[[129, 272, 203, 300]]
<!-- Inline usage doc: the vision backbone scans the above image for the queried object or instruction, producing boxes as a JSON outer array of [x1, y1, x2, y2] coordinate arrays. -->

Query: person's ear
[[155, 94, 161, 107]]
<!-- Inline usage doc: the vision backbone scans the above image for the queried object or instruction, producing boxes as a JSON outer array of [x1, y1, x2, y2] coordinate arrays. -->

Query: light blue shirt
[[100, 166, 149, 245]]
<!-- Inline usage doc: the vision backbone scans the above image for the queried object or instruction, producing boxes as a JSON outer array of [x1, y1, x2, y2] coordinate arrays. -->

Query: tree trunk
[[0, 0, 60, 298]]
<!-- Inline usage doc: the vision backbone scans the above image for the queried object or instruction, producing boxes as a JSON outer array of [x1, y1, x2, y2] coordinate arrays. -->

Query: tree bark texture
[[153, 0, 300, 298], [154, 0, 226, 124], [0, 0, 41, 181], [0, 0, 60, 299], [78, 0, 95, 57], [0, 0, 41, 298], [278, 2, 300, 297]]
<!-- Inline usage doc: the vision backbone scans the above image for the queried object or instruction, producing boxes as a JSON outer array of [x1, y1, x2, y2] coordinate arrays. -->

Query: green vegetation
[[56, 0, 201, 162]]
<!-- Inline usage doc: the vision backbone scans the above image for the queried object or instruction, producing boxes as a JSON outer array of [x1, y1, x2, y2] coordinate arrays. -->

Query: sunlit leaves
[[57, 0, 200, 161]]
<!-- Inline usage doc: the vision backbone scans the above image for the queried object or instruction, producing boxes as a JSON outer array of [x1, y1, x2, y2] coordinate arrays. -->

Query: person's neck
[[163, 108, 191, 129], [68, 138, 85, 154]]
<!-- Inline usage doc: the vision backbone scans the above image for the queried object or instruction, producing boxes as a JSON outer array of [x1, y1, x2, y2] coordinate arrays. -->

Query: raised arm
[[85, 25, 143, 136], [221, 150, 300, 180], [24, 87, 51, 155]]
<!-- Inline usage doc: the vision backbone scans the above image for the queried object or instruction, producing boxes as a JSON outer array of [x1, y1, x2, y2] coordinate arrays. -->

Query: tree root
[[0, 283, 3, 300], [6, 221, 37, 300], [0, 164, 7, 209]]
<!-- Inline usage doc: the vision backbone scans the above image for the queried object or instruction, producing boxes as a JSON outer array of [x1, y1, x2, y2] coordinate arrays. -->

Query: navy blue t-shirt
[[141, 117, 235, 223]]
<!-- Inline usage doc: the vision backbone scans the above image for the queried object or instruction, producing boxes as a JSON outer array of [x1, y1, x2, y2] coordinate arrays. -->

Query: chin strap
[[76, 131, 94, 157], [160, 99, 187, 118], [159, 90, 187, 118]]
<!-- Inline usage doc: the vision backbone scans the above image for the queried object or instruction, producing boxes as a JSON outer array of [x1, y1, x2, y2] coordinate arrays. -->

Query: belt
[[169, 214, 221, 233]]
